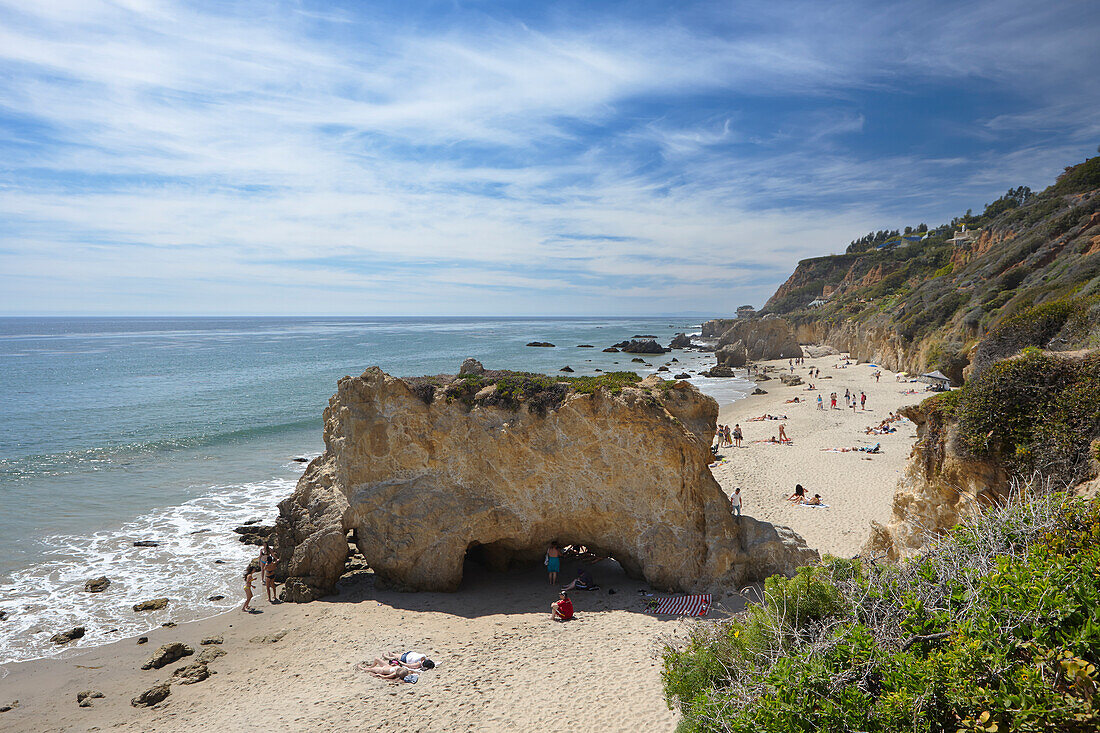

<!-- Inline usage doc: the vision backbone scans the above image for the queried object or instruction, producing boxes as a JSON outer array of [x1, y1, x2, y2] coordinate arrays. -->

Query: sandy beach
[[0, 352, 928, 733], [713, 355, 927, 558]]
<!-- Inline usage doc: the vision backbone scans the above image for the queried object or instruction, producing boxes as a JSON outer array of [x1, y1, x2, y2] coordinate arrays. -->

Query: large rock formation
[[715, 316, 802, 361], [274, 365, 816, 599], [715, 341, 748, 368], [864, 400, 1008, 562]]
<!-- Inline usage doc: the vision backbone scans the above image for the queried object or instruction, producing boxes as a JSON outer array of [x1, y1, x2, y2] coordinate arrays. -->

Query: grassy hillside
[[762, 155, 1100, 380]]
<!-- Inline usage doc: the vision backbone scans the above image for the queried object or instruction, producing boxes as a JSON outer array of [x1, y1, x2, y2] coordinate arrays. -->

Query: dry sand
[[0, 352, 928, 732], [713, 354, 927, 558]]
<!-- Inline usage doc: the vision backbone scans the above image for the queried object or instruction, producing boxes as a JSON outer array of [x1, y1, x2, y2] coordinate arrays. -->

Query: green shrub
[[663, 491, 1100, 733]]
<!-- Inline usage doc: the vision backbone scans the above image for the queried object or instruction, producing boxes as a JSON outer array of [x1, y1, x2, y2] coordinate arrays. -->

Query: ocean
[[0, 317, 750, 665]]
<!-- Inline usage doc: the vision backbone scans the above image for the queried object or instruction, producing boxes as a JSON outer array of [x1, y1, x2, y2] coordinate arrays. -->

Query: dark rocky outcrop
[[559, 366, 574, 373], [702, 366, 738, 377], [617, 339, 670, 354], [133, 541, 159, 548], [234, 525, 274, 546], [141, 642, 193, 670], [83, 576, 110, 593], [50, 626, 85, 644], [674, 373, 691, 379], [131, 683, 170, 708], [669, 333, 692, 349], [602, 347, 619, 352], [132, 598, 169, 612], [526, 342, 555, 347]]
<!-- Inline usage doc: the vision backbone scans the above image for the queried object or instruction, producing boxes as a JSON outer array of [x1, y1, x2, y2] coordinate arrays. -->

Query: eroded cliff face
[[274, 366, 817, 600], [863, 401, 1008, 561]]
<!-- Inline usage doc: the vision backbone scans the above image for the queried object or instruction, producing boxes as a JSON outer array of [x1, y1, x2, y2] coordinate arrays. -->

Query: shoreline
[[0, 348, 933, 731]]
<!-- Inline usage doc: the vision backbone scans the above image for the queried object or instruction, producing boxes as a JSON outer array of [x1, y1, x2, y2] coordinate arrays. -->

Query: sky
[[1, 0, 1098, 316]]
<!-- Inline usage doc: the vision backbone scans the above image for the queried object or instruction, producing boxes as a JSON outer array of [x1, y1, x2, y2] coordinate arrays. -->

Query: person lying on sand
[[747, 414, 789, 421], [804, 493, 823, 506], [785, 396, 800, 403], [551, 591, 574, 621], [356, 662, 418, 682], [383, 651, 436, 669], [562, 567, 599, 591]]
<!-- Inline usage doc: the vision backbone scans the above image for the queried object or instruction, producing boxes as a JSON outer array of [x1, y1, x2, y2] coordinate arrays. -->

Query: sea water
[[0, 317, 751, 664]]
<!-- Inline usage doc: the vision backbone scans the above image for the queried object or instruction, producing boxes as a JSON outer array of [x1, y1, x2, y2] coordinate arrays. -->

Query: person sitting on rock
[[562, 567, 598, 591], [551, 591, 574, 621]]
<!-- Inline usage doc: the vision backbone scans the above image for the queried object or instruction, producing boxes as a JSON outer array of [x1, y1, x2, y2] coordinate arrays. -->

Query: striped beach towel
[[648, 594, 712, 616]]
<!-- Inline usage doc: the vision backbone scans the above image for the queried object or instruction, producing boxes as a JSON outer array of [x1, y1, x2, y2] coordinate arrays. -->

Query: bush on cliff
[[662, 488, 1100, 733]]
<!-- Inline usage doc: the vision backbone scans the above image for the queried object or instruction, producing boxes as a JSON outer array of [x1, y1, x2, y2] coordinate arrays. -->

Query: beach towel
[[648, 594, 712, 616], [797, 503, 831, 509]]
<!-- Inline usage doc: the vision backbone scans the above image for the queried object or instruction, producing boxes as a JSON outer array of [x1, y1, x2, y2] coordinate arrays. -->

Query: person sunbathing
[[551, 591, 574, 621], [382, 651, 435, 669], [787, 484, 807, 503], [356, 661, 417, 681], [804, 494, 823, 506], [785, 397, 800, 403]]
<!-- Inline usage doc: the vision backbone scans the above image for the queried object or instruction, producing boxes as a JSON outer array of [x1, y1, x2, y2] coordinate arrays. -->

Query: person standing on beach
[[861, 391, 867, 410], [264, 546, 279, 602], [778, 424, 790, 444], [731, 488, 742, 516], [242, 569, 255, 612], [830, 393, 837, 409], [733, 424, 743, 447], [545, 542, 561, 585], [817, 395, 824, 410]]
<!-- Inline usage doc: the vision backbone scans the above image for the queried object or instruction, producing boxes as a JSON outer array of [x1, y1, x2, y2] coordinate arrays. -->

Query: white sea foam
[[0, 463, 310, 666]]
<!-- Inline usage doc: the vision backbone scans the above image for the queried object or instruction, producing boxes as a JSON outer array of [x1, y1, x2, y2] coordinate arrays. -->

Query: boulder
[[234, 524, 275, 546], [669, 333, 692, 349], [525, 342, 555, 347], [752, 388, 768, 395], [207, 595, 225, 602], [715, 341, 749, 368], [292, 457, 309, 463], [779, 373, 803, 386], [0, 610, 7, 621], [273, 364, 816, 598], [458, 358, 485, 376], [249, 629, 287, 644], [76, 690, 105, 707], [196, 646, 227, 665], [141, 642, 193, 670], [631, 358, 646, 363], [619, 339, 670, 354], [802, 344, 840, 358], [132, 598, 169, 612], [715, 316, 802, 361], [83, 576, 110, 593], [674, 373, 691, 379], [657, 366, 669, 372], [559, 366, 574, 373], [702, 366, 737, 377], [50, 626, 85, 644], [200, 635, 223, 645], [133, 541, 159, 548], [0, 701, 18, 713], [131, 683, 170, 708], [170, 662, 211, 685]]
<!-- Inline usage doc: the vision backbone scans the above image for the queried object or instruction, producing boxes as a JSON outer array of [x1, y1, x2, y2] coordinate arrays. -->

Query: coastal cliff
[[274, 364, 817, 600]]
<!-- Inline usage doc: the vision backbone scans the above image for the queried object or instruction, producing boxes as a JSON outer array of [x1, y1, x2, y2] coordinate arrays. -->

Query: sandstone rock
[[77, 690, 105, 707], [133, 598, 169, 612], [131, 683, 170, 708], [249, 629, 287, 644], [141, 642, 193, 670], [196, 646, 227, 665], [669, 333, 692, 349], [133, 541, 159, 548], [715, 317, 802, 361], [200, 635, 223, 645], [602, 347, 619, 352], [50, 626, 85, 644], [83, 576, 110, 593], [715, 340, 749, 368], [802, 344, 840, 358], [526, 342, 555, 347], [459, 358, 485, 376], [170, 662, 211, 685], [273, 364, 816, 597], [778, 373, 803, 386], [700, 319, 738, 338]]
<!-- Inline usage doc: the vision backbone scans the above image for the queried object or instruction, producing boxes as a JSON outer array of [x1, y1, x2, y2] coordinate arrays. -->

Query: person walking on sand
[[242, 569, 255, 612], [861, 391, 867, 410], [731, 487, 742, 516], [733, 423, 743, 447], [778, 424, 790, 444], [545, 542, 561, 585]]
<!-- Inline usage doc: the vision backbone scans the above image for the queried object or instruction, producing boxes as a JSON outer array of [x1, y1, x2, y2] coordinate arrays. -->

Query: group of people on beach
[[545, 542, 606, 621], [716, 423, 743, 448], [242, 540, 279, 612]]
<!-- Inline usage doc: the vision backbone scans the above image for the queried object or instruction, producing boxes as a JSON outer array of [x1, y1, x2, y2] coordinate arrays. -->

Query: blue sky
[[1, 0, 1098, 316]]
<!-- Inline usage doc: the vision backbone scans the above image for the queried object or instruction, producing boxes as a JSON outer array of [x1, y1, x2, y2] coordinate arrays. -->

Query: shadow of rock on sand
[[314, 556, 750, 620]]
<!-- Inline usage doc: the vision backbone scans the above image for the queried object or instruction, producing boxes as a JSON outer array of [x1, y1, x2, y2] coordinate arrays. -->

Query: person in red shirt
[[551, 591, 574, 621]]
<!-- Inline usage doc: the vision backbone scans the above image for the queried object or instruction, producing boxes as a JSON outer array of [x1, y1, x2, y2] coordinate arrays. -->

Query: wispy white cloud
[[0, 0, 1097, 314]]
